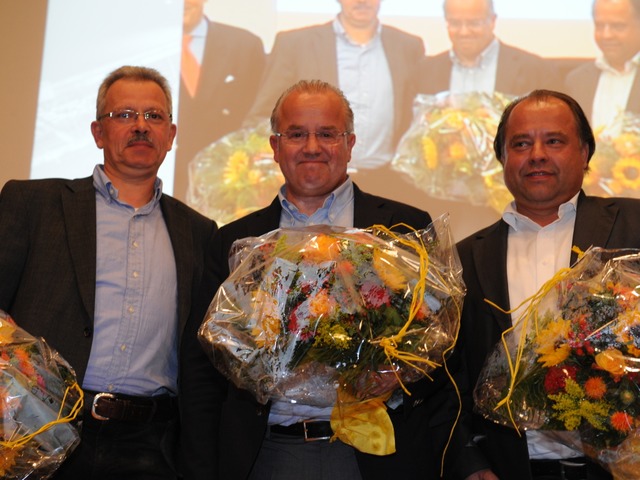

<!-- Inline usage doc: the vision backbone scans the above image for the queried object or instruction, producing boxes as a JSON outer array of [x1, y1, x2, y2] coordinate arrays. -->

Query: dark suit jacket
[[244, 22, 425, 148], [174, 21, 266, 200], [564, 61, 640, 121], [418, 42, 560, 96], [180, 184, 463, 479], [0, 176, 217, 386], [453, 192, 640, 479]]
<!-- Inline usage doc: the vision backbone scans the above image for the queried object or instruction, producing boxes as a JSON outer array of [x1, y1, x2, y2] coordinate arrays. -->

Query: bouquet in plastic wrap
[[475, 247, 640, 479], [392, 92, 513, 213], [584, 112, 640, 199], [0, 310, 83, 479], [186, 120, 284, 226], [199, 215, 464, 454]]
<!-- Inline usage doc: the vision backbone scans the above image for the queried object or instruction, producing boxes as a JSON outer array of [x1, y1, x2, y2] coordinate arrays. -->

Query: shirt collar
[[333, 16, 382, 46], [187, 16, 208, 39], [450, 38, 499, 68], [278, 177, 354, 225], [502, 192, 579, 232], [92, 164, 163, 211], [595, 51, 640, 75]]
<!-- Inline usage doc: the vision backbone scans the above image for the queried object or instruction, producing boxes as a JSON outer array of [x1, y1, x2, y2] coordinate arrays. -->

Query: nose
[[132, 113, 150, 131], [529, 140, 546, 161], [302, 133, 321, 153]]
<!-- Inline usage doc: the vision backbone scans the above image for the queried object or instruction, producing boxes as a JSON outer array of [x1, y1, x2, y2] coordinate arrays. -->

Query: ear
[[581, 142, 589, 170], [91, 120, 104, 149], [269, 135, 280, 164], [165, 124, 177, 152]]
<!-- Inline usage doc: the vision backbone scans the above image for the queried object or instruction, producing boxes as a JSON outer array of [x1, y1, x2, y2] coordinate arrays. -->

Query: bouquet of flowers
[[0, 310, 83, 479], [392, 92, 514, 213], [199, 215, 464, 454], [186, 120, 284, 226], [475, 247, 640, 479], [584, 112, 640, 199]]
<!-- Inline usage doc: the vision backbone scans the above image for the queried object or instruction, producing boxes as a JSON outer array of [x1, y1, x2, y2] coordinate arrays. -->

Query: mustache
[[127, 133, 152, 146]]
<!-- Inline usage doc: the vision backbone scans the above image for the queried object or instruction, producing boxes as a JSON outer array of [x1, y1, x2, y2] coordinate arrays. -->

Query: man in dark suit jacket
[[418, 0, 558, 96], [180, 79, 461, 479], [174, 0, 265, 201], [564, 0, 640, 128], [0, 66, 218, 479], [453, 90, 632, 480]]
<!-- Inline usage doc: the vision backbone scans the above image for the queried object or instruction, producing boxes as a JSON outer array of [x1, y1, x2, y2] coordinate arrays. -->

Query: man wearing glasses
[[419, 0, 557, 96], [181, 79, 461, 479], [0, 65, 218, 479]]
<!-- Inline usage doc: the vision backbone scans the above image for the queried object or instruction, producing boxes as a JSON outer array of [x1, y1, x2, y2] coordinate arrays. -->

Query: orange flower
[[302, 234, 342, 262], [584, 377, 607, 400], [309, 290, 337, 318], [611, 411, 634, 433], [595, 349, 627, 376], [0, 446, 19, 477]]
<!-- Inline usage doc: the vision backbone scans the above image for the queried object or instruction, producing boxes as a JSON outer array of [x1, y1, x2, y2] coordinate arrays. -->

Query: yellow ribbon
[[0, 382, 84, 449], [487, 246, 586, 432]]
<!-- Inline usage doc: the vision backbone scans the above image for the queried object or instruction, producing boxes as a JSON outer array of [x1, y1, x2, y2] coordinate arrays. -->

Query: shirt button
[[128, 306, 135, 314], [132, 271, 139, 278]]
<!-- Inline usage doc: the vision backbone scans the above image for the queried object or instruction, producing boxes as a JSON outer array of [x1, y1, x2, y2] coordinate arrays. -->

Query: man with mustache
[[452, 90, 640, 479], [0, 65, 218, 479]]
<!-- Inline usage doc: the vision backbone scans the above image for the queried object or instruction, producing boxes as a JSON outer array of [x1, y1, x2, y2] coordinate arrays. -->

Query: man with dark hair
[[181, 79, 460, 480], [453, 90, 640, 480], [565, 0, 640, 129], [0, 65, 218, 479]]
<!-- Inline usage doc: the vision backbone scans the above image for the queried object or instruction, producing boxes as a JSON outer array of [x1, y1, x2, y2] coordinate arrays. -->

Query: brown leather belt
[[270, 420, 333, 441], [86, 391, 176, 423]]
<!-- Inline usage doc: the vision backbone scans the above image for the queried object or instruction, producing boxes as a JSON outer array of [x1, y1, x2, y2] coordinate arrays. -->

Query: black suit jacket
[[180, 184, 463, 479], [244, 22, 425, 148], [564, 61, 640, 121], [453, 192, 640, 479], [418, 42, 560, 96], [0, 176, 217, 385], [174, 21, 266, 199]]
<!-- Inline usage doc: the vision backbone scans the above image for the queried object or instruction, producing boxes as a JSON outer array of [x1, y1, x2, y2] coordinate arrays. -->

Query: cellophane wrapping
[[198, 215, 464, 408], [475, 247, 640, 479], [0, 310, 82, 479]]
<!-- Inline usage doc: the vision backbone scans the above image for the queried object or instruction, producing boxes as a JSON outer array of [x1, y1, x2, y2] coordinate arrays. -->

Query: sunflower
[[535, 318, 571, 367], [222, 150, 250, 185], [421, 137, 438, 169], [611, 156, 640, 190]]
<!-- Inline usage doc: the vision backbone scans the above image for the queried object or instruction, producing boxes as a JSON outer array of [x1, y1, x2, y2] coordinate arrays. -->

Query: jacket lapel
[[471, 220, 512, 332], [571, 192, 618, 264], [61, 177, 97, 323]]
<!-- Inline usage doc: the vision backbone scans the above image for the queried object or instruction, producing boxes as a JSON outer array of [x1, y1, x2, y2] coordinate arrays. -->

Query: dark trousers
[[52, 414, 178, 480]]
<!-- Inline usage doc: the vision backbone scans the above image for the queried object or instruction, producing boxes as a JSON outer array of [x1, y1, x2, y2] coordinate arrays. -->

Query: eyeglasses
[[446, 18, 491, 30], [274, 131, 351, 146], [97, 109, 172, 125]]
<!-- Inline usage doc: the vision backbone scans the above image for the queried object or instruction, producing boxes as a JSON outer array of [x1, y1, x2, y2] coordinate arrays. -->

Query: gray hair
[[96, 65, 173, 119], [270, 79, 355, 133]]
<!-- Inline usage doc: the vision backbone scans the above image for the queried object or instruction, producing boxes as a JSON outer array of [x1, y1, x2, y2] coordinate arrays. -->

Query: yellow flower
[[535, 319, 571, 367], [444, 109, 465, 129], [421, 137, 438, 169], [595, 349, 627, 377], [448, 141, 467, 160], [549, 378, 611, 431], [373, 249, 407, 291], [251, 290, 281, 349], [611, 156, 640, 190], [302, 234, 343, 262], [223, 150, 250, 184]]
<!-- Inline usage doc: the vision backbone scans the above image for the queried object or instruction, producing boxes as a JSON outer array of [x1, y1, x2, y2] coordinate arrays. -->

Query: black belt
[[270, 420, 333, 441], [86, 391, 177, 423], [530, 457, 587, 480]]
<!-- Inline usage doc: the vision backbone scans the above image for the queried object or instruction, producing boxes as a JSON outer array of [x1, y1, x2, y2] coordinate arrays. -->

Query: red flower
[[360, 282, 391, 309], [543, 365, 578, 394], [611, 411, 634, 433]]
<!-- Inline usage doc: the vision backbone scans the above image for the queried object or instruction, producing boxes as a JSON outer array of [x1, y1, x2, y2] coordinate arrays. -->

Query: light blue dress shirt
[[83, 165, 179, 397]]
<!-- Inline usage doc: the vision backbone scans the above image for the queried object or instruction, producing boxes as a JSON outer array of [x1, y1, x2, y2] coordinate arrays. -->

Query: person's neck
[[516, 205, 560, 228], [105, 171, 157, 208], [339, 15, 377, 45]]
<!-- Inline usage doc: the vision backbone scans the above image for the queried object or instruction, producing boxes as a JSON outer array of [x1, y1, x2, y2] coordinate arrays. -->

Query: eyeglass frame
[[273, 131, 352, 146], [97, 109, 173, 124], [445, 17, 493, 30]]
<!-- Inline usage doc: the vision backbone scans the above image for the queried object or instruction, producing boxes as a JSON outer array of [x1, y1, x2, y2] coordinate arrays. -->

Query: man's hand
[[465, 469, 499, 480]]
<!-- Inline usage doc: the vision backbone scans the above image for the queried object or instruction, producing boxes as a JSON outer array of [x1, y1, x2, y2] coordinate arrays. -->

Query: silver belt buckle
[[91, 392, 115, 420], [302, 420, 331, 442]]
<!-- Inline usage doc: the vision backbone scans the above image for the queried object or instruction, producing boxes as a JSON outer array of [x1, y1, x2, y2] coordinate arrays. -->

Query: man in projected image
[[243, 0, 426, 203], [174, 0, 266, 201], [0, 66, 218, 479], [419, 0, 557, 96], [565, 0, 640, 130], [452, 90, 640, 480], [180, 79, 463, 480]]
